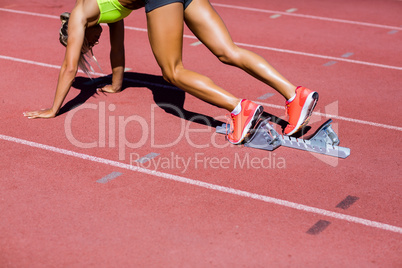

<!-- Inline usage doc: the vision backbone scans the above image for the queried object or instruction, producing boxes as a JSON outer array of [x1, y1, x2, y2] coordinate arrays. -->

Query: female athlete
[[23, 0, 144, 119], [24, 0, 319, 144]]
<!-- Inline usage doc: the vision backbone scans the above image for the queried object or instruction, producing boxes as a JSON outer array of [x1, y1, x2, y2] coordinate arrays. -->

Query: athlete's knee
[[161, 69, 173, 84], [215, 46, 241, 66], [161, 66, 182, 85]]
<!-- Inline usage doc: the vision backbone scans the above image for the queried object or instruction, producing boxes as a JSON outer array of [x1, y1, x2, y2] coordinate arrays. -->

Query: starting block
[[216, 118, 350, 158]]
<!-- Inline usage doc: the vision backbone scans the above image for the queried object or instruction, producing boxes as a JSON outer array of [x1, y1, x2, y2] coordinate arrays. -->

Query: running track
[[0, 0, 401, 266]]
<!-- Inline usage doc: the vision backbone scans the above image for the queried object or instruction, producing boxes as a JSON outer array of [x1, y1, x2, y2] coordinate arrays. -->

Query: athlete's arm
[[24, 6, 86, 119], [98, 20, 126, 93]]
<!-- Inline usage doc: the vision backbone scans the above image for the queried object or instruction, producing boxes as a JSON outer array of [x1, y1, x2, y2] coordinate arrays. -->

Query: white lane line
[[2, 54, 402, 132], [1, 8, 401, 71], [0, 55, 105, 76], [190, 41, 203, 46], [257, 93, 275, 100], [0, 55, 60, 69], [313, 112, 402, 132], [0, 7, 59, 19], [1, 133, 402, 234], [4, 5, 399, 31], [124, 25, 147, 32], [211, 3, 402, 31], [232, 42, 402, 71]]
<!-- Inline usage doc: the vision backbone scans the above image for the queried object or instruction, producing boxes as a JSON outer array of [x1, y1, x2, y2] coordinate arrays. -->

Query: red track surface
[[1, 0, 401, 266]]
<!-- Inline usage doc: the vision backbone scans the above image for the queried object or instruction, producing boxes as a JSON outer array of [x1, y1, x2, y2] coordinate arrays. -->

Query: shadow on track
[[59, 72, 223, 128], [59, 72, 307, 136]]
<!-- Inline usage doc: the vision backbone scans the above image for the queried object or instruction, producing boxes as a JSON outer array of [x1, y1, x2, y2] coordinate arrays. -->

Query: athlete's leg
[[184, 0, 296, 100], [146, 3, 240, 111]]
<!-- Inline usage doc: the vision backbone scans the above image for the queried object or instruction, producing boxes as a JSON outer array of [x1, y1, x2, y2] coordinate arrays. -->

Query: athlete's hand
[[97, 84, 121, 94], [23, 108, 57, 119]]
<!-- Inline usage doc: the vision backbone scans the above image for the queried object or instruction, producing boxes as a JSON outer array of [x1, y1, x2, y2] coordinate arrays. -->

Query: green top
[[97, 0, 132, 24]]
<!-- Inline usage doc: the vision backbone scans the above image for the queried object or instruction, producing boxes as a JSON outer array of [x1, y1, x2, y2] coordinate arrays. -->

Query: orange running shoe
[[227, 99, 264, 144], [284, 86, 319, 136]]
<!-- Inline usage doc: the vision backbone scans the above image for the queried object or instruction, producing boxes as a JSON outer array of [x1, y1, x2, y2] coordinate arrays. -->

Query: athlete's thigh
[[184, 0, 236, 55], [146, 2, 185, 69]]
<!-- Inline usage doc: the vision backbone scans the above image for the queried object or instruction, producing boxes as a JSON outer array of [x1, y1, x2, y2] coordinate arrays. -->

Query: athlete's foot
[[284, 86, 319, 136], [227, 99, 264, 144]]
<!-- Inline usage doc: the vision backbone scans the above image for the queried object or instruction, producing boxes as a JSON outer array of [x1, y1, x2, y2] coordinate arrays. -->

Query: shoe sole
[[229, 105, 264, 145], [286, 92, 319, 136]]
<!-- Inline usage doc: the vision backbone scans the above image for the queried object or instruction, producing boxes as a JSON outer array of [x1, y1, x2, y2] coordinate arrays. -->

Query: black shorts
[[144, 0, 193, 13]]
